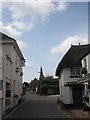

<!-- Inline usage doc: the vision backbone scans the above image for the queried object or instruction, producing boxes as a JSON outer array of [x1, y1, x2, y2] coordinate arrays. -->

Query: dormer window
[[71, 67, 76, 75], [76, 67, 81, 75], [70, 67, 81, 77]]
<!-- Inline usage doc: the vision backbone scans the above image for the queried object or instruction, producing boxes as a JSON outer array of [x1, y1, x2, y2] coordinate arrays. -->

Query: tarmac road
[[4, 93, 76, 118]]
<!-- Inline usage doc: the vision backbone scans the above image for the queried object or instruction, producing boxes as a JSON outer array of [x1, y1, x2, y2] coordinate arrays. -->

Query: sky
[[0, 0, 89, 83]]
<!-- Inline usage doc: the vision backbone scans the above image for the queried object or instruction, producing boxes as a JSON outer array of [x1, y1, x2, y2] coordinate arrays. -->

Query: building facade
[[79, 52, 90, 108], [0, 32, 25, 119], [55, 44, 90, 107], [81, 53, 90, 74]]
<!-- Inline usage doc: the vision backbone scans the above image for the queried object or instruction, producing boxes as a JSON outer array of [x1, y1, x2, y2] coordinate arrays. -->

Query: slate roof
[[0, 32, 25, 62], [0, 32, 15, 42], [56, 44, 90, 76]]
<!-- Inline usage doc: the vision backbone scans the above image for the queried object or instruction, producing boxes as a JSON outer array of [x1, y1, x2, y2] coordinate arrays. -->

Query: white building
[[77, 52, 90, 108], [81, 53, 90, 74], [0, 32, 25, 119], [55, 44, 90, 107]]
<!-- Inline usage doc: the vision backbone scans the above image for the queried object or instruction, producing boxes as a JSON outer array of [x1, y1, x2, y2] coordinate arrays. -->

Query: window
[[6, 55, 8, 65], [84, 58, 87, 69], [16, 56, 17, 66], [76, 67, 81, 75], [70, 67, 81, 77], [71, 67, 76, 75], [6, 90, 11, 97]]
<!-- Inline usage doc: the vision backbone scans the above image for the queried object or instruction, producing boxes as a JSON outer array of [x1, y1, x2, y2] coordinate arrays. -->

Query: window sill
[[70, 75, 82, 78]]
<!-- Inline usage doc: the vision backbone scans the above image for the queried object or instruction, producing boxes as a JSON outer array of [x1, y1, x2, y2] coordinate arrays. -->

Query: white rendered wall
[[81, 53, 90, 73], [2, 43, 23, 115], [59, 67, 81, 104]]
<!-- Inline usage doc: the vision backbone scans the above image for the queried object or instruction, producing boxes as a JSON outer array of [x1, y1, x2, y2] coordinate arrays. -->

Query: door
[[72, 87, 83, 107]]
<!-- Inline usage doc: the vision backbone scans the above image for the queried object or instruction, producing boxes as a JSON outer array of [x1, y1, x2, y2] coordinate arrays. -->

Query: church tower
[[39, 66, 45, 80]]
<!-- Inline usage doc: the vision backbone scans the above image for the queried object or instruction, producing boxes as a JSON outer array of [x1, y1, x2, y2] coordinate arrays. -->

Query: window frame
[[70, 67, 81, 77]]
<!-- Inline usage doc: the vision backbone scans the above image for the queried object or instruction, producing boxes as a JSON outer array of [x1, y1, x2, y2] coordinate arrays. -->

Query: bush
[[39, 84, 48, 95], [37, 79, 59, 95], [39, 84, 59, 95]]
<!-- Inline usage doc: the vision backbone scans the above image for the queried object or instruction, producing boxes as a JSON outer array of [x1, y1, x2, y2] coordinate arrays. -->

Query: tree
[[23, 82, 29, 87], [37, 79, 59, 95]]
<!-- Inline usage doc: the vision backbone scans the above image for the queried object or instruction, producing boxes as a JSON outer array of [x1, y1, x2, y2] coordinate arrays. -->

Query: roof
[[64, 73, 90, 86], [56, 44, 90, 76], [0, 32, 15, 42], [0, 32, 25, 62], [39, 66, 59, 81], [76, 73, 90, 83]]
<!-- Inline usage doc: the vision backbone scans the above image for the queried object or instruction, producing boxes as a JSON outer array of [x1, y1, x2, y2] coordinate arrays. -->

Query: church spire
[[40, 66, 43, 76], [39, 66, 45, 80]]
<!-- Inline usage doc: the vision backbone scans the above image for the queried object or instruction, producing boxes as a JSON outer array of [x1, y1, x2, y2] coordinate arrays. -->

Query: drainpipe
[[0, 57, 3, 119], [88, 78, 90, 118], [0, 36, 3, 120]]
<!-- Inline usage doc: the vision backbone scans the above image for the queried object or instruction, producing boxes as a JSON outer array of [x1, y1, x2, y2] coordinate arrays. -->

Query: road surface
[[4, 93, 75, 118]]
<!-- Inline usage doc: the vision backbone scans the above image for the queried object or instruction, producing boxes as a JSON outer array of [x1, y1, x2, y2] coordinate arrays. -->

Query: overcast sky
[[1, 0, 88, 82]]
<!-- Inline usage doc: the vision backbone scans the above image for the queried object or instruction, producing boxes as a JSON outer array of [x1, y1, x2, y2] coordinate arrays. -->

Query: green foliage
[[37, 79, 59, 95], [39, 84, 48, 95], [38, 79, 59, 86]]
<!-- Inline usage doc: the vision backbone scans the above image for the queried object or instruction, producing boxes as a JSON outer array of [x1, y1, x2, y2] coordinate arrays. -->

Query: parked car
[[30, 90, 33, 93]]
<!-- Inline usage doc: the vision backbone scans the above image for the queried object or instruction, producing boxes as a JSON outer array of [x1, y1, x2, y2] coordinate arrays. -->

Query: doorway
[[72, 87, 83, 107]]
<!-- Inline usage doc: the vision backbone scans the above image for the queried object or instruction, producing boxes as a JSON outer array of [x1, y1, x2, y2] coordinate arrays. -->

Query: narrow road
[[5, 93, 75, 118]]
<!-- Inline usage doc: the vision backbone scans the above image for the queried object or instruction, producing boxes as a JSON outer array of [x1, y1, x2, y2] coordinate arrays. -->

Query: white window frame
[[70, 67, 81, 76]]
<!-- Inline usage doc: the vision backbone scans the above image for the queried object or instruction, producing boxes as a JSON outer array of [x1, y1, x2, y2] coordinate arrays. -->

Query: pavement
[[3, 93, 76, 119], [46, 94, 89, 118], [68, 108, 88, 118]]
